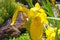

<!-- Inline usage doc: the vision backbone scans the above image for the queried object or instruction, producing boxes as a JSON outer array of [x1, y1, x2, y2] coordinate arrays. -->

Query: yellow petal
[[50, 32, 55, 40], [30, 16, 43, 40], [58, 29, 60, 35], [10, 5, 20, 26], [35, 3, 40, 9], [37, 12, 48, 24], [10, 3, 29, 26], [45, 30, 51, 37], [46, 26, 55, 40], [47, 26, 55, 35]]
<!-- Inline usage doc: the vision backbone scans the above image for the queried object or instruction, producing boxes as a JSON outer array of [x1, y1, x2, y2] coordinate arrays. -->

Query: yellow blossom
[[10, 3, 29, 26], [58, 29, 60, 35], [28, 3, 48, 24], [45, 26, 55, 40], [30, 3, 48, 40], [45, 26, 60, 40], [10, 3, 48, 26], [30, 16, 43, 40], [37, 12, 48, 24], [27, 3, 41, 19], [10, 5, 19, 26], [10, 3, 48, 40], [46, 32, 55, 40], [50, 32, 55, 40], [45, 26, 55, 37], [35, 3, 41, 9]]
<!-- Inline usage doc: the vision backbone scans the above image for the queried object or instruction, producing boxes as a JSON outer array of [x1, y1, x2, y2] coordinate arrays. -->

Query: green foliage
[[3, 32, 31, 40], [0, 17, 4, 25], [26, 0, 34, 8], [42, 0, 60, 40], [42, 0, 54, 17], [0, 0, 16, 25]]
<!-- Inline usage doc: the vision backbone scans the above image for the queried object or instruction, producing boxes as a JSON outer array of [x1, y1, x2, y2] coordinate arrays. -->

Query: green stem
[[47, 17, 60, 20], [26, 0, 34, 8], [55, 27, 58, 40]]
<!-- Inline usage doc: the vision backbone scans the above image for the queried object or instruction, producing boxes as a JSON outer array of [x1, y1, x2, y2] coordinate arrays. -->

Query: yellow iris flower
[[10, 4, 19, 25], [30, 3, 48, 40], [45, 26, 60, 40], [45, 26, 55, 40], [10, 2, 48, 40], [27, 3, 41, 19], [10, 3, 29, 26], [30, 16, 43, 40], [11, 3, 48, 25], [28, 3, 48, 24]]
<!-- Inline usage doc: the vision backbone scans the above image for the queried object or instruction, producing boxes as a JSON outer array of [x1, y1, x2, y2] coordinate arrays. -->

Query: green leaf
[[0, 17, 4, 25], [9, 37, 12, 40], [26, 0, 34, 8], [58, 9, 60, 17], [42, 0, 54, 17], [13, 37, 15, 40]]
